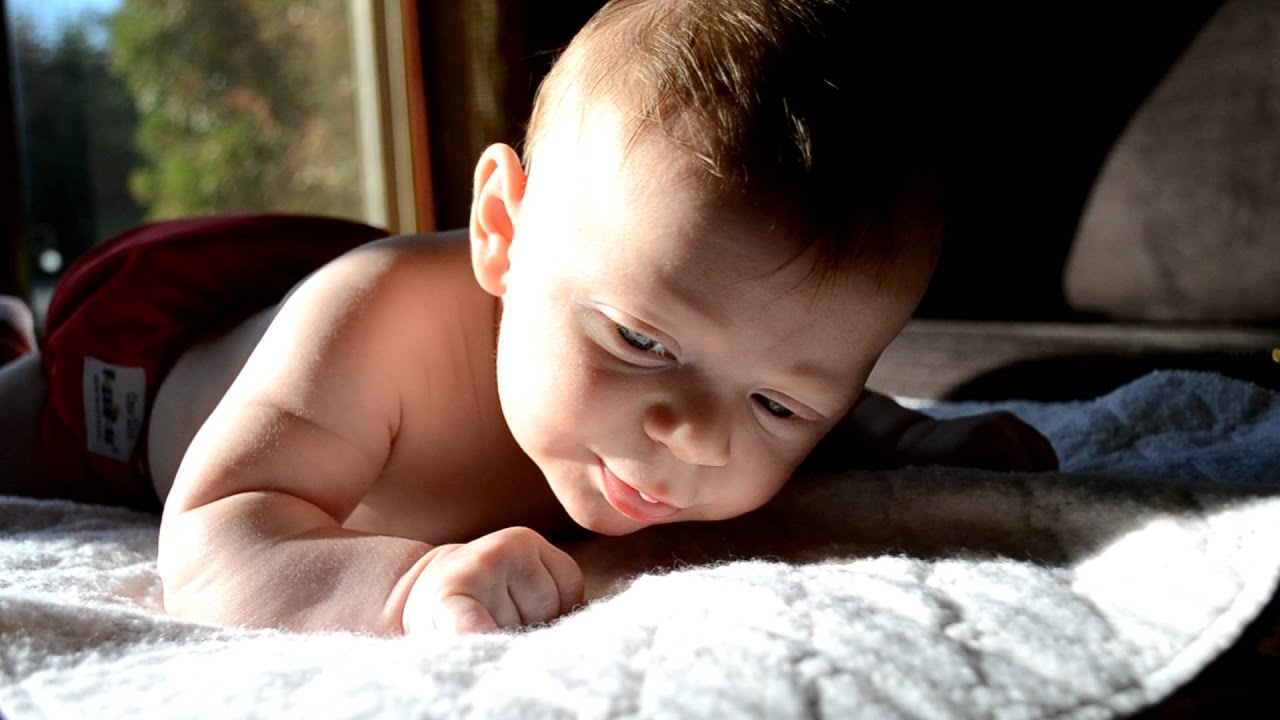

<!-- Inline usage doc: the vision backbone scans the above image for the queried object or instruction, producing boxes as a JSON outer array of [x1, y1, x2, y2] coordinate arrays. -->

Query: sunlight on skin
[[485, 104, 923, 538]]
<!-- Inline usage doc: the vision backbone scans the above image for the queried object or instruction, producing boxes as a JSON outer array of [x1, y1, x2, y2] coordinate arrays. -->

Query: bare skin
[[150, 107, 916, 635], [0, 118, 1056, 637], [149, 232, 570, 545], [154, 233, 585, 634], [0, 354, 51, 494], [0, 224, 1054, 633]]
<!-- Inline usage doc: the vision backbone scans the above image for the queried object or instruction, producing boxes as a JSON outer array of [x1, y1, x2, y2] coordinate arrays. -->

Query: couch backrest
[[1064, 0, 1279, 324]]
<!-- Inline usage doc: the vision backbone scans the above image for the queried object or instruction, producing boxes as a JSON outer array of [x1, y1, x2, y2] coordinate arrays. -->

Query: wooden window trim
[[350, 0, 435, 235], [401, 0, 435, 233]]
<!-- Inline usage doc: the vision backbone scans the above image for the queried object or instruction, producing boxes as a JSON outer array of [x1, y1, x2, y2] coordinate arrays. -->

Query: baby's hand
[[895, 411, 1059, 472], [403, 526, 584, 635]]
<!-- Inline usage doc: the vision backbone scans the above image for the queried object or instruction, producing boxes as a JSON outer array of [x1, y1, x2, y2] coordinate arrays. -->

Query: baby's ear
[[469, 143, 526, 297]]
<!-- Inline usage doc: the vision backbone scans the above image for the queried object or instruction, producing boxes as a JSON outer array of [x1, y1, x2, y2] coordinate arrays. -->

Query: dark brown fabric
[[415, 0, 604, 229]]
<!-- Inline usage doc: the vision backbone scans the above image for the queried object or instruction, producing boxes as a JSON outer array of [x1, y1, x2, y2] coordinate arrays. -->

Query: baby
[[0, 0, 1055, 635]]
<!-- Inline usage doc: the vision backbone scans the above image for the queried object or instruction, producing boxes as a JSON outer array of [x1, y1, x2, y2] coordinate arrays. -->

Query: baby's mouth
[[599, 460, 680, 522]]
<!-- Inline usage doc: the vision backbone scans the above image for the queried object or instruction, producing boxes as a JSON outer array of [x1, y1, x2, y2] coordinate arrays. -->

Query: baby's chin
[[556, 484, 752, 536], [563, 504, 653, 537]]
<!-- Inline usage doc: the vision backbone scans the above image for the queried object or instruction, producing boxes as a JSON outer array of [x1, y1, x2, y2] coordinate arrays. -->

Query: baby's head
[[469, 0, 942, 535], [521, 0, 943, 289]]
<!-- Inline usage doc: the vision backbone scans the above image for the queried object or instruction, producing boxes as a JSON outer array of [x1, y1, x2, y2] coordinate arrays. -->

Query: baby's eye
[[616, 324, 670, 357], [752, 394, 795, 419]]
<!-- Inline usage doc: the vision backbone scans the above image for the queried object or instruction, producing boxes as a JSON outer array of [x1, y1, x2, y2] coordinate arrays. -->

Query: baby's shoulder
[[286, 227, 493, 358], [289, 228, 473, 309], [324, 228, 470, 281], [368, 227, 470, 257]]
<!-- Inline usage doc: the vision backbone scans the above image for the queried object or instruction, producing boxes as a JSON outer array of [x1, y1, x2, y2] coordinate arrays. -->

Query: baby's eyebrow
[[756, 362, 847, 414], [784, 360, 847, 389]]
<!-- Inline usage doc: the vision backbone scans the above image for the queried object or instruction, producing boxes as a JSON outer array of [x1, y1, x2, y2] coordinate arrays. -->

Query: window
[[3, 0, 427, 325]]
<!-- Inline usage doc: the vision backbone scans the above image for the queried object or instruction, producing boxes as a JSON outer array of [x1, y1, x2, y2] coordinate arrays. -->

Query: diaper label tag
[[83, 357, 147, 462]]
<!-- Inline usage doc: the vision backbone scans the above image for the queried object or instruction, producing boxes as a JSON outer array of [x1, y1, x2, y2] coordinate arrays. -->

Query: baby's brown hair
[[524, 0, 945, 291]]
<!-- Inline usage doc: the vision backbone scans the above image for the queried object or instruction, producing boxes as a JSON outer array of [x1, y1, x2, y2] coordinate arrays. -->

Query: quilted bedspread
[[1, 370, 1278, 719]]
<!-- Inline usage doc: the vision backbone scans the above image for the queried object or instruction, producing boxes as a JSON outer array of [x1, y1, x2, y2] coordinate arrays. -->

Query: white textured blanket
[[1, 370, 1278, 719]]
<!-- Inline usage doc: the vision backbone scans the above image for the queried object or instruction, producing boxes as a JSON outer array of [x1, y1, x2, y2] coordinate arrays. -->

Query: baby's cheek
[[741, 458, 800, 510], [508, 355, 599, 440], [695, 473, 787, 522]]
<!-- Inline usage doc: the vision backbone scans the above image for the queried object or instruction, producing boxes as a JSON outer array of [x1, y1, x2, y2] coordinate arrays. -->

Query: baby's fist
[[896, 411, 1059, 472], [403, 526, 583, 635]]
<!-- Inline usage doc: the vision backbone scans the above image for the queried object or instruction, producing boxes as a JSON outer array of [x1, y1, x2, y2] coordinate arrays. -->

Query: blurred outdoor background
[[6, 0, 367, 321]]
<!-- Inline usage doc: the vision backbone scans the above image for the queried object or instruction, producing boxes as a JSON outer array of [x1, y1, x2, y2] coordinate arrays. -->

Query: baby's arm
[[806, 389, 1058, 472], [159, 241, 580, 635]]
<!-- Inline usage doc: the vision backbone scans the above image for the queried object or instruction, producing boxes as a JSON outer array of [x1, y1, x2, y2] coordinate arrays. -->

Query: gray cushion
[[1064, 0, 1280, 323]]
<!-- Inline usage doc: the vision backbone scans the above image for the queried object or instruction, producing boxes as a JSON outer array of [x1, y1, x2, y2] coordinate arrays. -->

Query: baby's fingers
[[433, 593, 499, 635], [537, 542, 585, 620], [1026, 426, 1059, 471], [502, 541, 584, 626], [992, 413, 1058, 472]]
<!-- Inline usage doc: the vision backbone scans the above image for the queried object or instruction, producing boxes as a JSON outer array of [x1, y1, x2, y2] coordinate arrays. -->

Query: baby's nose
[[643, 402, 731, 467]]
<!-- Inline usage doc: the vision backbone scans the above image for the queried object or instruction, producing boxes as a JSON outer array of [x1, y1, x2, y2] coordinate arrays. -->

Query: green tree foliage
[[107, 0, 362, 219]]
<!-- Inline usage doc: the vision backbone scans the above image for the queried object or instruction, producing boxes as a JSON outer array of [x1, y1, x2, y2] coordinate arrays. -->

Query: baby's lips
[[599, 461, 680, 521]]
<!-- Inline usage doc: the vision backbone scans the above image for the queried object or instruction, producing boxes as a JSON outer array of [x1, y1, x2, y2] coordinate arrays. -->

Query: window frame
[[0, 3, 27, 297], [350, 0, 434, 234]]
